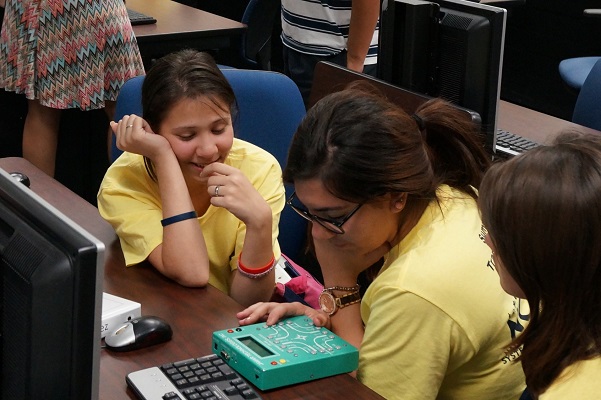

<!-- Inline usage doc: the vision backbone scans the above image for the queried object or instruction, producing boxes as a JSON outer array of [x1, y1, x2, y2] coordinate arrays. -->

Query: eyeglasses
[[286, 191, 363, 234]]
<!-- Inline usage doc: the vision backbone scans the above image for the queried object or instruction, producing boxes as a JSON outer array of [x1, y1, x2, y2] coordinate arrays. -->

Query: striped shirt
[[281, 0, 379, 65]]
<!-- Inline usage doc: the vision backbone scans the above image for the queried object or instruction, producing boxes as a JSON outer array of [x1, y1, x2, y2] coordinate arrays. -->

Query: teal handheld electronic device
[[212, 315, 358, 390]]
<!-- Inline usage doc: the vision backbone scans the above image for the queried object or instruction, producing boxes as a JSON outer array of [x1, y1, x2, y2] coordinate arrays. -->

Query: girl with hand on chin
[[238, 85, 527, 399], [98, 50, 284, 307], [479, 132, 601, 400]]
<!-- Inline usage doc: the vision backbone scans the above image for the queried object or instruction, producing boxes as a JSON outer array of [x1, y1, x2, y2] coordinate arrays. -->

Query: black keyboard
[[127, 8, 157, 26], [495, 129, 540, 157], [126, 353, 262, 400]]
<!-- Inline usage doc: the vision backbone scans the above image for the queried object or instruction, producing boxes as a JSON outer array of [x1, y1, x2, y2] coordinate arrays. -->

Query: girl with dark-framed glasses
[[238, 83, 527, 399]]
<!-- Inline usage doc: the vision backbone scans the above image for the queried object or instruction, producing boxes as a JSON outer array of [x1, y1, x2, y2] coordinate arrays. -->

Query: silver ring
[[126, 124, 134, 129], [214, 185, 221, 197]]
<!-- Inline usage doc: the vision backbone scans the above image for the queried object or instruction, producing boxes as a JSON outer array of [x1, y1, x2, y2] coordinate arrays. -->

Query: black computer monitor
[[0, 168, 104, 399], [378, 0, 507, 152]]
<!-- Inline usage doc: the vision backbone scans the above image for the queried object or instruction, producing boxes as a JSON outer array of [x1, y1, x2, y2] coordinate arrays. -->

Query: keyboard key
[[173, 359, 196, 368], [218, 363, 237, 379], [242, 389, 258, 399]]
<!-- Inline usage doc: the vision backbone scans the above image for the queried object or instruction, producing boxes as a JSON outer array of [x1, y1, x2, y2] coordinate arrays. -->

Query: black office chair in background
[[558, 8, 601, 92], [238, 0, 281, 70], [174, 0, 281, 70]]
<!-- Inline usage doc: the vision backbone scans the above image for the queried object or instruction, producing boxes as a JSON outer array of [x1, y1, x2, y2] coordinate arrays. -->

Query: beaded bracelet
[[161, 211, 198, 227], [323, 284, 360, 292], [237, 252, 276, 279]]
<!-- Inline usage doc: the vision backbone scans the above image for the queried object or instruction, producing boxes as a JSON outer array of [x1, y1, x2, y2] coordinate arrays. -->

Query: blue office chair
[[571, 57, 601, 132], [113, 75, 145, 134], [558, 8, 601, 92], [559, 56, 601, 91], [112, 68, 308, 261], [239, 0, 280, 70]]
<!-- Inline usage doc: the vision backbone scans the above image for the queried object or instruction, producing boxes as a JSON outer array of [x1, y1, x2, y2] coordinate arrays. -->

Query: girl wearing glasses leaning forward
[[479, 132, 601, 400], [238, 85, 527, 399], [98, 50, 284, 307]]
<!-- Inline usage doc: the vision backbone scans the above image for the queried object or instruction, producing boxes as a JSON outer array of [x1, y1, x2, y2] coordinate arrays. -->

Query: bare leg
[[104, 100, 116, 162], [23, 99, 61, 177]]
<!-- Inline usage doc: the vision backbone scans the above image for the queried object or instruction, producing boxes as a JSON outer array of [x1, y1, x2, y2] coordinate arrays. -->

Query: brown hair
[[478, 131, 601, 396], [283, 83, 490, 207]]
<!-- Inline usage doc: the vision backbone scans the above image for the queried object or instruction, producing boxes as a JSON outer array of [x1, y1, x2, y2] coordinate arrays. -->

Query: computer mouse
[[104, 315, 172, 352]]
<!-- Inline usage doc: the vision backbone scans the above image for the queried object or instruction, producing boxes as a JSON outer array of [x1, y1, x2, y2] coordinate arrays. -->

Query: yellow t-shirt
[[358, 185, 527, 400], [539, 357, 601, 399], [97, 138, 285, 293]]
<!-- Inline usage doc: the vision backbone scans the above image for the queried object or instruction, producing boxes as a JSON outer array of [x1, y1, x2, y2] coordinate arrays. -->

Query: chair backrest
[[572, 58, 601, 132], [239, 0, 281, 70], [558, 56, 601, 92], [112, 75, 144, 163], [113, 76, 144, 123], [112, 69, 308, 260]]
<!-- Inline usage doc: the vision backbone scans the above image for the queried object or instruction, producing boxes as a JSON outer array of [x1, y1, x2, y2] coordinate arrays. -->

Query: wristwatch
[[319, 285, 361, 316]]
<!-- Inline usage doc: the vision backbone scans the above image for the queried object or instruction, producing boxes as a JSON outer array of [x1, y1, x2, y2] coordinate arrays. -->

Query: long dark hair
[[283, 83, 490, 207], [478, 131, 601, 396], [140, 49, 236, 180]]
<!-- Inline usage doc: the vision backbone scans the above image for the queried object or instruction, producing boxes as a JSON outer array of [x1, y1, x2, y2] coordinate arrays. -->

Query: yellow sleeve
[[97, 153, 164, 266], [358, 288, 475, 400]]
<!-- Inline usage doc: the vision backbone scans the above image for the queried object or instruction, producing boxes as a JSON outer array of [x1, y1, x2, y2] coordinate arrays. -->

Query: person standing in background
[[280, 0, 380, 106], [0, 0, 144, 176]]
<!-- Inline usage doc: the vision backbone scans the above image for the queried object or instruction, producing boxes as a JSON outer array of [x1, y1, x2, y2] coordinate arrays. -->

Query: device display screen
[[238, 336, 274, 357]]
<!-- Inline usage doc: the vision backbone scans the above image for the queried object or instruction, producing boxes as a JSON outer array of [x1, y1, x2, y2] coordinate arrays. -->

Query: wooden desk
[[0, 157, 383, 400], [128, 0, 246, 65], [497, 101, 600, 144]]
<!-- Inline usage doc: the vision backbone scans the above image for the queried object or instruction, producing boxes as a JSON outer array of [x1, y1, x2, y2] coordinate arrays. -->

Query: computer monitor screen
[[378, 0, 507, 152], [0, 168, 104, 400], [309, 61, 481, 130]]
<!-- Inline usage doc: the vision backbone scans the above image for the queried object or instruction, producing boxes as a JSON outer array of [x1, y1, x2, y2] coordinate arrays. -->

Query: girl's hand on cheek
[[111, 114, 171, 159], [313, 239, 375, 286]]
